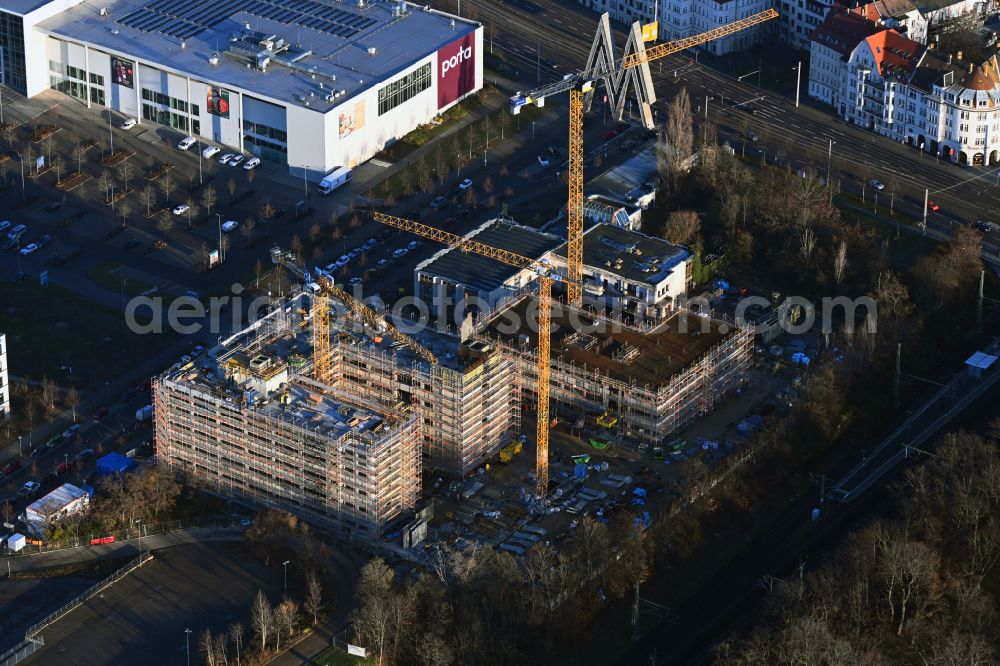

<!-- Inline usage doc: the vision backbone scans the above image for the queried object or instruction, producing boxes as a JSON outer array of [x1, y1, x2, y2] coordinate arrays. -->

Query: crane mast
[[374, 212, 559, 497], [509, 8, 778, 308]]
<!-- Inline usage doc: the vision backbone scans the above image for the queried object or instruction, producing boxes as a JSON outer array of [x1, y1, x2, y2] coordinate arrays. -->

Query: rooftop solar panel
[[116, 0, 377, 40]]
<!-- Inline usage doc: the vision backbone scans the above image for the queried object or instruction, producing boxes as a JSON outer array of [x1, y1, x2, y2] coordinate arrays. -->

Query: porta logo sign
[[437, 33, 476, 108], [440, 44, 473, 78]]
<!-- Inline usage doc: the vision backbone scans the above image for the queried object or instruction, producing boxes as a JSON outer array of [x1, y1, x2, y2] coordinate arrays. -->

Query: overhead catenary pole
[[922, 188, 929, 232], [795, 60, 801, 108]]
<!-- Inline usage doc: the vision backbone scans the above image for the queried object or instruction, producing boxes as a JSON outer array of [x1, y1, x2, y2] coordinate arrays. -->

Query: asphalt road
[[449, 0, 1000, 246]]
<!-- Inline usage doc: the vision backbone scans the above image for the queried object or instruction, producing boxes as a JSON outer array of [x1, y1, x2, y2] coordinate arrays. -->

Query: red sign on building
[[437, 33, 476, 108]]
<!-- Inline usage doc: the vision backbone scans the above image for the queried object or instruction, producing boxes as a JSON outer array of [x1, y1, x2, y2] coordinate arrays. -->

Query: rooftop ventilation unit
[[100, 7, 108, 16], [367, 47, 377, 56], [209, 55, 219, 65]]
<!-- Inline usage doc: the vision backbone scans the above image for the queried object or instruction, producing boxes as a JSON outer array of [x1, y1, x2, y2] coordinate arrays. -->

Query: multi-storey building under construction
[[154, 281, 751, 540]]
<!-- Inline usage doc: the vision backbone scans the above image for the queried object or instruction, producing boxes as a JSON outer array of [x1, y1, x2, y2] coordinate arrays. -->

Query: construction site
[[153, 8, 778, 545]]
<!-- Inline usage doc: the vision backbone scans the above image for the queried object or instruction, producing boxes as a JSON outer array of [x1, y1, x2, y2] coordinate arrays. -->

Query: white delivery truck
[[317, 167, 352, 195], [136, 404, 153, 422]]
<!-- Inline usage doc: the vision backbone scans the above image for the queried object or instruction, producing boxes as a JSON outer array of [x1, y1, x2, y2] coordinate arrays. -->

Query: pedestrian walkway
[[3, 526, 244, 573]]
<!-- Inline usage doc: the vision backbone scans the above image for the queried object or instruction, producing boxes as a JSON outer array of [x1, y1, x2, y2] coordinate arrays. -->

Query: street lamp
[[16, 152, 25, 202], [216, 213, 223, 263], [135, 518, 143, 557], [282, 559, 291, 594], [197, 140, 203, 186], [185, 628, 192, 666], [793, 61, 802, 108]]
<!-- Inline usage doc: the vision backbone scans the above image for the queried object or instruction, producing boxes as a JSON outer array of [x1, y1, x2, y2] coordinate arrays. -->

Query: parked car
[[92, 405, 110, 420], [349, 277, 363, 285], [739, 105, 758, 114], [0, 221, 11, 234], [393, 248, 408, 258], [407, 240, 419, 249], [228, 155, 245, 167], [430, 196, 447, 209], [974, 220, 998, 232], [338, 254, 350, 264], [45, 433, 64, 448], [120, 118, 137, 130], [19, 243, 38, 256], [202, 145, 221, 159], [377, 258, 390, 267], [62, 424, 82, 439], [36, 234, 52, 248], [1, 460, 22, 476], [76, 448, 95, 461], [218, 153, 235, 165], [19, 481, 40, 496], [459, 178, 473, 190], [172, 204, 190, 215], [221, 220, 239, 232], [177, 136, 197, 150], [537, 155, 550, 167], [745, 129, 759, 142], [868, 178, 885, 191], [363, 238, 377, 250], [348, 248, 362, 258], [243, 157, 261, 170]]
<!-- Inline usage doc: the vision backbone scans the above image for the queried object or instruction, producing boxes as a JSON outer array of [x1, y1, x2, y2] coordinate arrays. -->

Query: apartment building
[[811, 13, 1000, 165]]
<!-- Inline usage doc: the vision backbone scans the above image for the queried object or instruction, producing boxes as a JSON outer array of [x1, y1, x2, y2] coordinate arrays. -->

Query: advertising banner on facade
[[339, 100, 365, 138], [207, 86, 231, 118], [437, 33, 476, 108], [111, 57, 135, 88]]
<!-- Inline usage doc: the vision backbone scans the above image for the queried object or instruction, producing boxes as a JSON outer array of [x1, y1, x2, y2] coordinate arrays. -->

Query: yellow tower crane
[[269, 246, 438, 385], [373, 212, 560, 497], [508, 8, 779, 308]]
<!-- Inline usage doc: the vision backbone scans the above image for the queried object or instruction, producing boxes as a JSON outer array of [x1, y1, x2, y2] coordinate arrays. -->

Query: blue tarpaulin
[[96, 452, 135, 477]]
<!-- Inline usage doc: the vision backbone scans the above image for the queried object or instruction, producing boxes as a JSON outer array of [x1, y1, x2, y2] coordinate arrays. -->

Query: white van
[[7, 223, 27, 240], [317, 167, 352, 195], [177, 136, 197, 151]]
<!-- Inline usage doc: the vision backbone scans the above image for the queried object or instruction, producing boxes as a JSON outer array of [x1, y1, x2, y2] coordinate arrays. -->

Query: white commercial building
[[1, 0, 482, 180], [0, 333, 9, 420], [416, 218, 692, 326]]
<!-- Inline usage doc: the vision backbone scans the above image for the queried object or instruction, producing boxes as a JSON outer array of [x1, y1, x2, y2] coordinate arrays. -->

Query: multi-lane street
[[449, 0, 1000, 244]]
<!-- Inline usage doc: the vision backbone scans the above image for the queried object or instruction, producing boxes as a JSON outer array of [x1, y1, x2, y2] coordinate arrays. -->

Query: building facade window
[[377, 63, 432, 116], [0, 11, 27, 95]]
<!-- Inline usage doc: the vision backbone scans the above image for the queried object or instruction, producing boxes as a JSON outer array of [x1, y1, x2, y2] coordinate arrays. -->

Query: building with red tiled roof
[[844, 30, 926, 138], [808, 10, 883, 108], [847, 0, 927, 42]]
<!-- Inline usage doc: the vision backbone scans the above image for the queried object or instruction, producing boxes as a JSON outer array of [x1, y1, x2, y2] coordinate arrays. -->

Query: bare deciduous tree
[[665, 87, 693, 182], [201, 185, 217, 217], [833, 239, 848, 285], [141, 185, 156, 216], [663, 210, 701, 246], [304, 571, 323, 625], [251, 590, 273, 653], [200, 628, 217, 666], [227, 623, 244, 666], [158, 171, 175, 206]]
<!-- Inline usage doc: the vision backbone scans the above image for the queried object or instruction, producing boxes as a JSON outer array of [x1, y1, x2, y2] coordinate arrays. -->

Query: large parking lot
[[23, 541, 284, 666]]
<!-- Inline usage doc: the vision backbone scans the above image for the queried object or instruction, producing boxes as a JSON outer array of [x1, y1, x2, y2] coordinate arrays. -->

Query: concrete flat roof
[[38, 0, 477, 112], [1, 0, 56, 16], [551, 224, 690, 286], [480, 296, 730, 387], [418, 218, 563, 294], [589, 140, 659, 204]]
